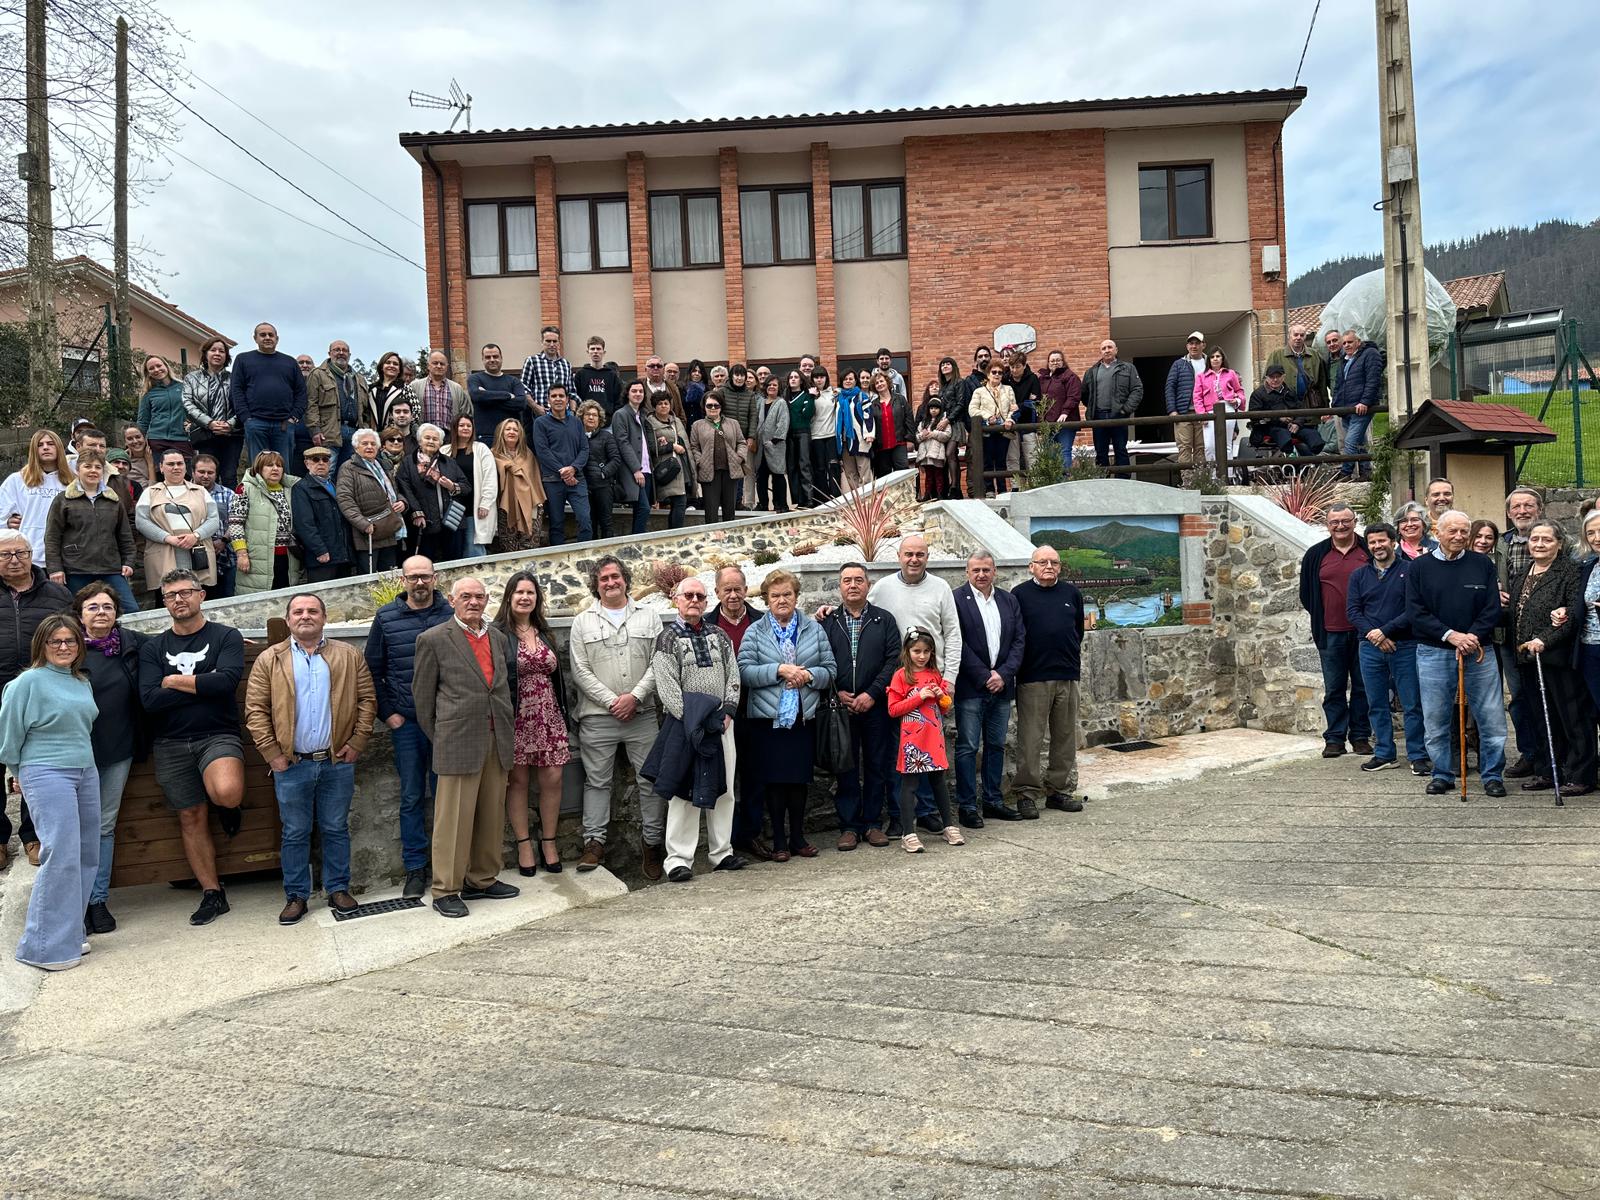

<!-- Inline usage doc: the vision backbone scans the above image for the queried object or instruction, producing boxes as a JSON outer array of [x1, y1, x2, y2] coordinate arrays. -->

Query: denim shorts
[[153, 734, 243, 810]]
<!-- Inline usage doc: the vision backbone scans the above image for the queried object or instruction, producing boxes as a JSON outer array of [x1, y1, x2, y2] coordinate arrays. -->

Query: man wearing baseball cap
[[1163, 333, 1208, 469], [1248, 364, 1324, 458]]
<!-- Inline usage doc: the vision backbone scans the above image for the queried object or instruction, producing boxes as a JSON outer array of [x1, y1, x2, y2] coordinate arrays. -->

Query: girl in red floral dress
[[886, 630, 963, 853]]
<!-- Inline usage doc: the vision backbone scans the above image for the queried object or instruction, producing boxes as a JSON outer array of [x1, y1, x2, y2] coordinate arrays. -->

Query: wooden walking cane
[[1457, 650, 1468, 802]]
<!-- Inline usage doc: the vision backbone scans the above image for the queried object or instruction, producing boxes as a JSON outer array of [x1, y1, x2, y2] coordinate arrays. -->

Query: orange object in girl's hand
[[937, 693, 953, 712]]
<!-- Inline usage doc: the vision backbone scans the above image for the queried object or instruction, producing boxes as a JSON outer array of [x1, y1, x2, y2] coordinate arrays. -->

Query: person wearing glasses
[[0, 615, 100, 969], [688, 392, 747, 525], [137, 569, 246, 926]]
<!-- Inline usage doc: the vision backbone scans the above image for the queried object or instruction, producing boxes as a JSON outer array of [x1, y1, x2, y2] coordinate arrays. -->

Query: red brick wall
[[811, 143, 837, 376], [719, 147, 745, 365], [1245, 122, 1288, 374], [904, 130, 1110, 389], [533, 156, 562, 336], [420, 158, 468, 375], [626, 152, 654, 358]]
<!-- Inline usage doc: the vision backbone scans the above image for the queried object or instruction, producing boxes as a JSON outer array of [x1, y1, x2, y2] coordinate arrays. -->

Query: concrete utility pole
[[22, 0, 58, 414], [114, 16, 132, 401], [1376, 0, 1430, 502]]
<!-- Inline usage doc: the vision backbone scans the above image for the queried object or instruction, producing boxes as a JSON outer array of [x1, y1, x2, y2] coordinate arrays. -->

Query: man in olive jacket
[[305, 339, 375, 469]]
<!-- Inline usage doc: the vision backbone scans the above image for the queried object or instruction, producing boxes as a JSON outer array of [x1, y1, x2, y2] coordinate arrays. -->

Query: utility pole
[[114, 16, 132, 404], [1376, 0, 1430, 503], [22, 0, 57, 414]]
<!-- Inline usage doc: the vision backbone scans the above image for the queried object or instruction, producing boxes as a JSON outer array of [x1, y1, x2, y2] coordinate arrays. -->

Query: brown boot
[[577, 840, 605, 872], [641, 841, 665, 881], [24, 840, 41, 867]]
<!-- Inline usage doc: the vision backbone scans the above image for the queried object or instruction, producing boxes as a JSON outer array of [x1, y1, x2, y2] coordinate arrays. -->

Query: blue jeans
[[544, 475, 593, 544], [1317, 630, 1370, 744], [1416, 643, 1508, 784], [1357, 640, 1427, 764], [15, 765, 99, 969], [90, 757, 133, 904], [955, 694, 1011, 814], [336, 425, 357, 474], [244, 418, 295, 466], [833, 705, 894, 834], [66, 572, 138, 614], [630, 475, 654, 535], [1339, 412, 1373, 475], [389, 719, 435, 871], [273, 757, 355, 900], [465, 541, 488, 559]]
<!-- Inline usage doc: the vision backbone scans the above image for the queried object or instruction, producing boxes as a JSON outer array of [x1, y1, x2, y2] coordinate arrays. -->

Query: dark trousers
[[353, 543, 399, 576], [732, 716, 767, 848], [703, 472, 738, 524], [1501, 643, 1539, 759], [544, 476, 593, 544], [0, 798, 36, 846], [1520, 658, 1597, 786], [304, 560, 350, 584], [833, 705, 893, 834], [630, 476, 654, 535], [896, 771, 951, 835], [663, 494, 687, 529], [591, 490, 615, 539], [192, 431, 244, 488], [1318, 629, 1371, 744], [982, 434, 1011, 494], [766, 782, 809, 852], [785, 433, 812, 506], [755, 462, 788, 512], [808, 439, 838, 503], [1092, 421, 1130, 468]]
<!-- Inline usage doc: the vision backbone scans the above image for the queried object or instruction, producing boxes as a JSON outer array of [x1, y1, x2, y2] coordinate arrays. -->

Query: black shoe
[[983, 804, 1022, 822], [1360, 757, 1398, 773], [85, 901, 116, 934], [189, 888, 229, 926], [1015, 797, 1041, 820], [433, 894, 469, 918], [1322, 743, 1346, 759], [668, 865, 694, 883], [1045, 794, 1085, 812], [402, 867, 429, 899], [1425, 779, 1452, 795], [1484, 781, 1507, 798], [461, 879, 520, 901], [713, 855, 747, 872], [211, 800, 242, 839], [515, 835, 536, 877], [915, 814, 943, 833], [886, 824, 904, 840], [538, 836, 563, 874], [958, 810, 984, 829], [1409, 759, 1432, 777], [1504, 755, 1534, 779], [1521, 776, 1554, 792], [1350, 739, 1374, 756]]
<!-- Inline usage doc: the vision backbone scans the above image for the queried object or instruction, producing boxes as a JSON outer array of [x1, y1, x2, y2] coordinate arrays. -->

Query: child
[[885, 630, 963, 853], [915, 390, 951, 501]]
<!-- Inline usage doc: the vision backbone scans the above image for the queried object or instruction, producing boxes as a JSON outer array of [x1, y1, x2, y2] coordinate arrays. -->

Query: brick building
[[399, 89, 1302, 413]]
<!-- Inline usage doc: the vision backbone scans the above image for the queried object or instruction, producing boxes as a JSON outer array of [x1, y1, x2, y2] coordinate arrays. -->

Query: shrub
[[753, 549, 780, 566], [836, 485, 896, 560], [1025, 424, 1065, 489], [650, 560, 689, 597], [368, 573, 405, 607], [1258, 465, 1343, 524], [790, 540, 820, 556]]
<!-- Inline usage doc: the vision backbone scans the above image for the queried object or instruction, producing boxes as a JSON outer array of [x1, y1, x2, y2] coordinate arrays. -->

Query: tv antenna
[[408, 78, 472, 131]]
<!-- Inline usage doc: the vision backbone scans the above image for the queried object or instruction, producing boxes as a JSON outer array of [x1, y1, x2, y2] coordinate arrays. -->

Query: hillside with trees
[[1290, 219, 1600, 339]]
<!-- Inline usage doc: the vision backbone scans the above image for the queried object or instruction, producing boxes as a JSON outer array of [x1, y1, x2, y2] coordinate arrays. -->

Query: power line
[[50, 6, 425, 271], [186, 69, 422, 230], [1293, 0, 1324, 88]]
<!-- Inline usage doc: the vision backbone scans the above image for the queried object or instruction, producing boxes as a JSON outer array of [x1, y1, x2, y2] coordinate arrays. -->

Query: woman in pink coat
[[1194, 348, 1246, 465]]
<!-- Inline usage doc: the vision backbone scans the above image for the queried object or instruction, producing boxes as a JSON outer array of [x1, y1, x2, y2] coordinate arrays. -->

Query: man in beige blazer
[[412, 574, 519, 917]]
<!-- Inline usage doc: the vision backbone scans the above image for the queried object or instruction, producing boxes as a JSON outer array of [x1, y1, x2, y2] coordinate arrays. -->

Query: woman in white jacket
[[442, 413, 499, 556]]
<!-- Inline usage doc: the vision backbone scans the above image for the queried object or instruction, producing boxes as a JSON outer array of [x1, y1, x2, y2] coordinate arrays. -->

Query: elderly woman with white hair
[[336, 428, 408, 573], [395, 420, 467, 562]]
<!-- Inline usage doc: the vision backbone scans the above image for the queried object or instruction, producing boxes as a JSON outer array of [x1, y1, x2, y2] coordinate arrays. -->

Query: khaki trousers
[[1012, 680, 1080, 800], [431, 755, 510, 897], [1174, 420, 1205, 467], [840, 454, 874, 496]]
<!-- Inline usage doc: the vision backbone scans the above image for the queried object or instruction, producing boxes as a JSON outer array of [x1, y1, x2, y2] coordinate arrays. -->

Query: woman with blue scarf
[[835, 371, 877, 498], [737, 570, 836, 861]]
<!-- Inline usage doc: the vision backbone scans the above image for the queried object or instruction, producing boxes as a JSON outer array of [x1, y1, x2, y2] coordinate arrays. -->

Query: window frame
[[647, 189, 724, 272], [1136, 162, 1214, 242], [462, 197, 539, 278], [60, 344, 102, 399], [738, 184, 815, 267], [556, 193, 632, 274], [830, 178, 907, 262]]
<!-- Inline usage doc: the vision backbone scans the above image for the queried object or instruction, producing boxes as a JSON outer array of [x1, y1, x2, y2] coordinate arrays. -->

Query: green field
[[1371, 391, 1595, 487]]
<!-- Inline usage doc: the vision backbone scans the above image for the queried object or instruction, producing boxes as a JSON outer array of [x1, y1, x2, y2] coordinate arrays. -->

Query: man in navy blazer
[[953, 551, 1026, 823]]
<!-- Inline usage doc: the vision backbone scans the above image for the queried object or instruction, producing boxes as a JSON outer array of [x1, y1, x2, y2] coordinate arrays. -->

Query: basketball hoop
[[993, 322, 1037, 355]]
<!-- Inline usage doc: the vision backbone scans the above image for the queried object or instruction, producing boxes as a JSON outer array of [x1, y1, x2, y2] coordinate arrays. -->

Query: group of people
[[0, 522, 1092, 967], [1302, 478, 1600, 799]]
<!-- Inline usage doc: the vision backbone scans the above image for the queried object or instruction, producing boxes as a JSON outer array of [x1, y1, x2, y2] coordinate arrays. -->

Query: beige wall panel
[[559, 273, 636, 366], [644, 156, 719, 189], [463, 276, 541, 370], [744, 266, 819, 362], [1104, 125, 1248, 246], [651, 271, 729, 363], [1109, 242, 1253, 320], [835, 260, 911, 355], [554, 160, 628, 193], [830, 145, 905, 180], [461, 164, 536, 199], [737, 151, 811, 186]]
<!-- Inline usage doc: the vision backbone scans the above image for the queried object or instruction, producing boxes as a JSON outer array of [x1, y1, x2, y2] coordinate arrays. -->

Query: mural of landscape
[[1028, 515, 1181, 626]]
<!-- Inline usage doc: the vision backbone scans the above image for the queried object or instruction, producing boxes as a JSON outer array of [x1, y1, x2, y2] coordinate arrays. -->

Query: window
[[558, 195, 629, 272], [60, 346, 101, 400], [464, 200, 538, 276], [1137, 164, 1212, 241], [648, 191, 722, 270], [831, 181, 905, 260], [739, 186, 812, 265]]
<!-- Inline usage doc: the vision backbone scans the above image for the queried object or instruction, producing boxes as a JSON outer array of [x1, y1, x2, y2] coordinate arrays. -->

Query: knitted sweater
[[651, 620, 740, 720], [0, 664, 96, 770], [868, 572, 962, 681]]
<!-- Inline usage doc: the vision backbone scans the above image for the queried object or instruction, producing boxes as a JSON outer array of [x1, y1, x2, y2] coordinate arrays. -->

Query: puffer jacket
[[0, 567, 74, 690], [229, 470, 301, 594], [1338, 340, 1386, 411], [735, 613, 836, 722], [1164, 357, 1205, 416], [363, 589, 454, 722]]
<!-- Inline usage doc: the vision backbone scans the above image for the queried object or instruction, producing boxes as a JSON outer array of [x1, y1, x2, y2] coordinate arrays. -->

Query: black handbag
[[814, 691, 855, 774]]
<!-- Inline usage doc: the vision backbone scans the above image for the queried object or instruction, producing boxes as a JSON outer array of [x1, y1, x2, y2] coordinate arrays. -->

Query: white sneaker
[[941, 826, 966, 846], [901, 834, 925, 854]]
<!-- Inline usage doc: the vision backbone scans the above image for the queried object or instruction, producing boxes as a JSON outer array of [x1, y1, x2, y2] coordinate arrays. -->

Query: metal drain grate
[[1104, 739, 1161, 753], [330, 896, 425, 922]]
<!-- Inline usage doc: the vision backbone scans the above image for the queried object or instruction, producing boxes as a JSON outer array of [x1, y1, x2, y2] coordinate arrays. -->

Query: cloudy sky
[[108, 0, 1595, 360]]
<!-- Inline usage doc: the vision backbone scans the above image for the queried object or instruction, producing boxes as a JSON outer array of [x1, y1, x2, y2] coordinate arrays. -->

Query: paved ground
[[4, 742, 1600, 1198]]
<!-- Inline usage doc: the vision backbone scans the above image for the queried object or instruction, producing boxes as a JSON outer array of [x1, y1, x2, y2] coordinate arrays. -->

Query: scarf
[[86, 628, 122, 657], [671, 618, 714, 667], [494, 448, 544, 535], [770, 612, 800, 729]]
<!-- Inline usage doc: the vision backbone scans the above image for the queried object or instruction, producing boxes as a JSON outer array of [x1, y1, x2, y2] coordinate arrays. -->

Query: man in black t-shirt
[[138, 568, 246, 925], [573, 335, 623, 420]]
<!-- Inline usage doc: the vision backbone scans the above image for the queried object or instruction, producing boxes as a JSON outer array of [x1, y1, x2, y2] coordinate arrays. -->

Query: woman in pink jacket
[[1193, 348, 1245, 465]]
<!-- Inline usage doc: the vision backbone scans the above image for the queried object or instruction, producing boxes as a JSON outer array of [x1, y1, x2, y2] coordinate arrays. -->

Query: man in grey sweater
[[867, 535, 962, 686]]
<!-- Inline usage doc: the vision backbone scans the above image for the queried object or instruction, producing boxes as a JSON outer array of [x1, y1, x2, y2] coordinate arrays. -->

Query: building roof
[[0, 255, 233, 347], [1393, 397, 1557, 448], [399, 89, 1305, 160], [1289, 271, 1509, 337]]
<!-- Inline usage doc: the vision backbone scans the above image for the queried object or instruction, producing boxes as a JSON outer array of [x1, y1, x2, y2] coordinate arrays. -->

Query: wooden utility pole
[[22, 0, 57, 414], [1376, 0, 1430, 502], [114, 16, 132, 403]]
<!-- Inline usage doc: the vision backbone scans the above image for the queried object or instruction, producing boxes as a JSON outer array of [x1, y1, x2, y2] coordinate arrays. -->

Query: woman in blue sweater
[[0, 615, 101, 970]]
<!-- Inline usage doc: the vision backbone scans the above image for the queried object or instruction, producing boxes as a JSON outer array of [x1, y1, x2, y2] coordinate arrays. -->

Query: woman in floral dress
[[492, 570, 570, 873]]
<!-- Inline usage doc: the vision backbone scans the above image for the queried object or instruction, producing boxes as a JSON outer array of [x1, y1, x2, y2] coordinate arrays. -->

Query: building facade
[[400, 90, 1301, 406]]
